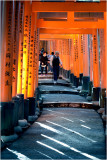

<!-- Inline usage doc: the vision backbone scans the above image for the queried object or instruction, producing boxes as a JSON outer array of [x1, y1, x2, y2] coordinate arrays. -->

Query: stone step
[[39, 72, 53, 75], [40, 90, 79, 94], [38, 76, 62, 79], [39, 85, 78, 94], [39, 81, 71, 87], [38, 82, 72, 87], [42, 102, 96, 109]]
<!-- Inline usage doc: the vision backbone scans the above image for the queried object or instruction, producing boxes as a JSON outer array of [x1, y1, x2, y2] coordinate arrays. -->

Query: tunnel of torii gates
[[0, 1, 107, 135]]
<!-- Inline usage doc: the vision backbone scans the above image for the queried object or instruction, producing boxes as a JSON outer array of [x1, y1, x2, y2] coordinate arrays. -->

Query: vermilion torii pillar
[[88, 34, 93, 97], [22, 1, 32, 99], [27, 12, 37, 98], [12, 2, 20, 97], [82, 34, 90, 91], [17, 2, 24, 95], [1, 1, 16, 136], [78, 34, 83, 85], [70, 37, 74, 85], [73, 34, 79, 87], [75, 34, 80, 87], [99, 29, 106, 108], [34, 28, 40, 97], [92, 29, 100, 101], [1, 1, 15, 102]]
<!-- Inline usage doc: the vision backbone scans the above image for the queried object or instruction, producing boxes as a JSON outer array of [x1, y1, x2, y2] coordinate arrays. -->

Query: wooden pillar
[[73, 34, 79, 87], [82, 34, 90, 90], [92, 29, 100, 101], [12, 2, 20, 97], [70, 37, 74, 84], [88, 34, 93, 96], [22, 1, 32, 99], [104, 11, 107, 101], [73, 34, 77, 86], [27, 13, 37, 98], [98, 29, 106, 108], [34, 28, 39, 93], [89, 34, 93, 82], [1, 1, 15, 102], [78, 34, 83, 85], [17, 2, 24, 94]]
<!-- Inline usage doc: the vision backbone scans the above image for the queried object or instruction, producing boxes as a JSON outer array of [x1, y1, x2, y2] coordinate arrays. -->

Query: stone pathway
[[1, 108, 106, 159], [42, 94, 87, 103], [39, 85, 79, 94], [1, 75, 106, 159]]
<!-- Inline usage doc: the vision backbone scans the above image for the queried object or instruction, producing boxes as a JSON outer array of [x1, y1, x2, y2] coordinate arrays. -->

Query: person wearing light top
[[50, 51, 62, 84]]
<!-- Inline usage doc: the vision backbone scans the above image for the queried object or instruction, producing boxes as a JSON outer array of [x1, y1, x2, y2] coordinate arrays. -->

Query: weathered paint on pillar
[[17, 2, 24, 94], [22, 1, 32, 99], [12, 2, 20, 97], [1, 1, 15, 102], [92, 29, 100, 88]]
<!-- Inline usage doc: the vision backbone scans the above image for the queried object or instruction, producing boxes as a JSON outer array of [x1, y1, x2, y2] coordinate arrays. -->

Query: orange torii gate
[[36, 1, 106, 101]]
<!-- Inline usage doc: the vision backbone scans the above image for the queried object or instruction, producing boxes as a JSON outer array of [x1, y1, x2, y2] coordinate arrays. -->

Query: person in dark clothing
[[40, 51, 49, 75], [50, 51, 62, 84]]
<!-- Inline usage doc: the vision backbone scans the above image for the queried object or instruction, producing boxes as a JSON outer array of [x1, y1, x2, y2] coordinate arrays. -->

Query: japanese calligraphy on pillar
[[99, 29, 106, 88], [17, 2, 24, 94], [5, 2, 13, 88], [81, 35, 83, 56], [74, 35, 77, 62], [27, 15, 31, 85], [89, 34, 93, 81], [12, 2, 20, 97], [92, 29, 100, 87], [2, 2, 15, 102], [93, 34, 97, 64], [34, 28, 39, 89], [22, 1, 31, 99]]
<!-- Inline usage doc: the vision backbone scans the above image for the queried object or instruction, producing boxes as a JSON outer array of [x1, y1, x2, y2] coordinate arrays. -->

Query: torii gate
[[32, 1, 106, 102]]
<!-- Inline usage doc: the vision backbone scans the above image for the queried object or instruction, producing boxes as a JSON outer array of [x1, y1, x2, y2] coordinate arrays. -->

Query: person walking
[[40, 51, 49, 75], [50, 51, 62, 84], [48, 52, 54, 72]]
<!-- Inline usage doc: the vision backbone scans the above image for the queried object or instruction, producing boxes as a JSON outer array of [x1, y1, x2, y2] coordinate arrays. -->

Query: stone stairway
[[38, 73, 97, 109]]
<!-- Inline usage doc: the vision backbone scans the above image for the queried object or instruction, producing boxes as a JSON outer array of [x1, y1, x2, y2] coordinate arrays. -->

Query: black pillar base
[[74, 76, 79, 87], [104, 97, 107, 114], [12, 96, 19, 127], [1, 102, 14, 136], [70, 73, 74, 84], [99, 88, 106, 108], [79, 73, 83, 86], [73, 76, 76, 86], [92, 87, 101, 101], [88, 81, 93, 96], [82, 76, 90, 90], [17, 94, 24, 120], [35, 87, 41, 101], [24, 99, 29, 120], [67, 70, 70, 79], [28, 97, 36, 116]]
